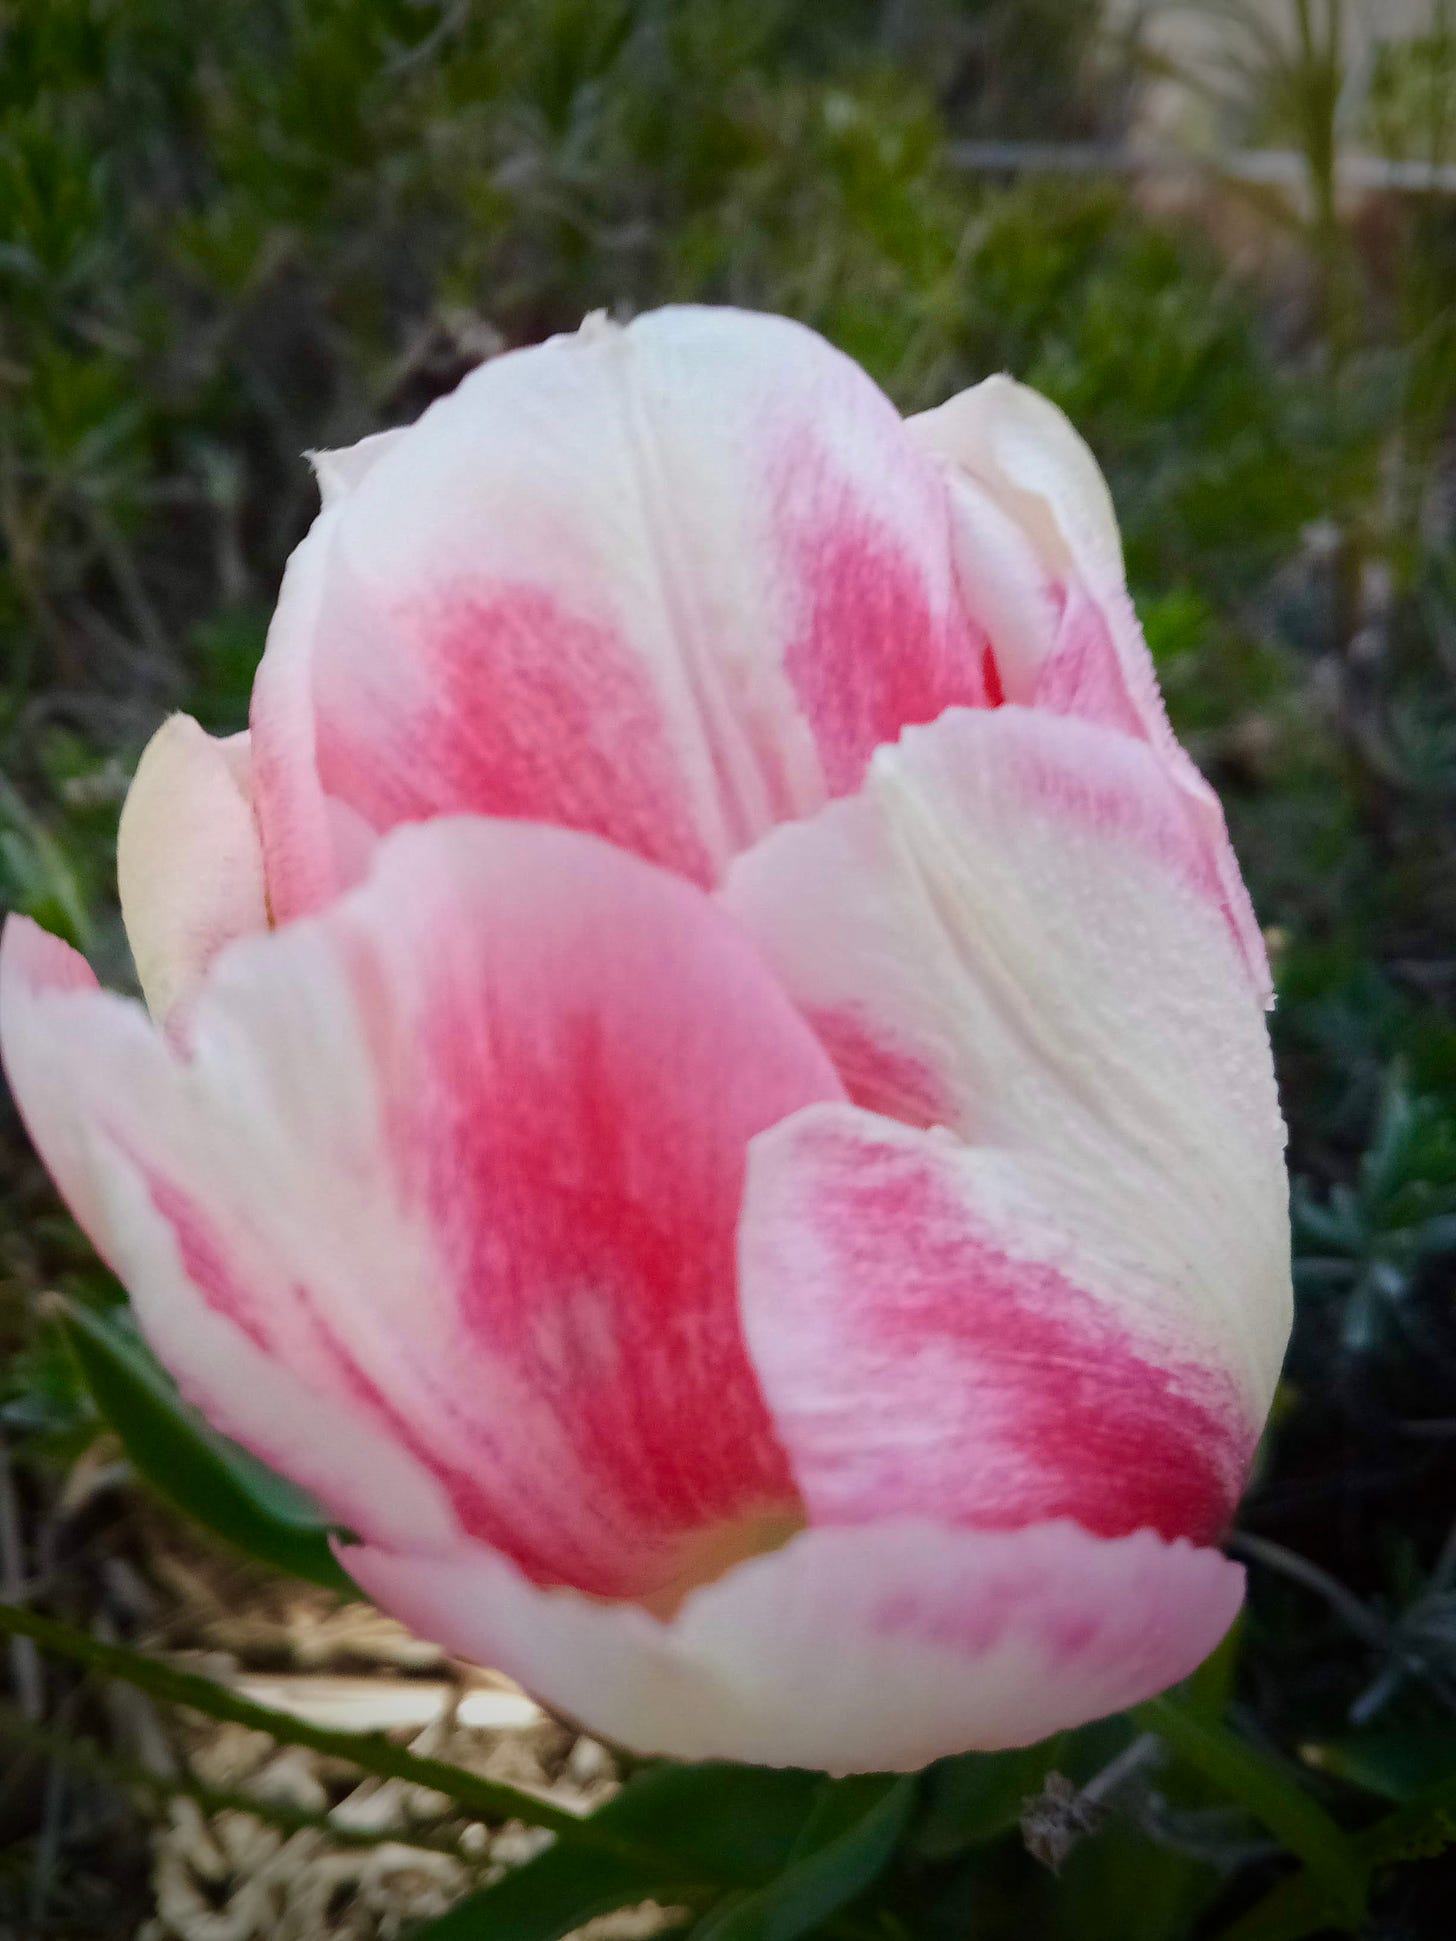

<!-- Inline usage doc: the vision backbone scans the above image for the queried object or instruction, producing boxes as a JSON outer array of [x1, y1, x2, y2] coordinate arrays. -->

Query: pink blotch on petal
[[780, 486, 990, 797], [1034, 586, 1148, 740], [312, 583, 717, 886], [313, 818, 844, 1600], [742, 1107, 1254, 1549]]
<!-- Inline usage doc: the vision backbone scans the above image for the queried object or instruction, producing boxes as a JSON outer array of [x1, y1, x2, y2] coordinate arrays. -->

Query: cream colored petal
[[910, 371, 1124, 587], [117, 715, 268, 1022]]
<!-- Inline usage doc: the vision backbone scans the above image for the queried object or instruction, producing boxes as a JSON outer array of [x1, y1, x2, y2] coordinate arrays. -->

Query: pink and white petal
[[911, 373, 1125, 591], [2, 920, 109, 1239], [249, 506, 354, 921], [346, 1516, 1244, 1772], [911, 376, 1141, 734], [910, 377, 1270, 998], [116, 715, 269, 1023], [252, 306, 987, 901], [899, 470, 1059, 704], [741, 1104, 1253, 1546], [723, 708, 1290, 1426], [0, 915, 457, 1551], [6, 821, 842, 1600], [1037, 586, 1269, 997]]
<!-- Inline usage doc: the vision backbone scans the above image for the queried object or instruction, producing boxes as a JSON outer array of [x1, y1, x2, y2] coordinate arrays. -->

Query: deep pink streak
[[981, 644, 1006, 709], [776, 440, 991, 795], [313, 583, 716, 885], [395, 993, 801, 1595], [782, 1120, 1248, 1547], [336, 828, 843, 1602]]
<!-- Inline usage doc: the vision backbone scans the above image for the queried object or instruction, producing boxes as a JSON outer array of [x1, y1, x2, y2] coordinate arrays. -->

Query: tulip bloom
[[1, 308, 1289, 1773]]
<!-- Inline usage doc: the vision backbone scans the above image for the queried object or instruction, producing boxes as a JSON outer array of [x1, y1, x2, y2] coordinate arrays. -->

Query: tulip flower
[[0, 307, 1289, 1773]]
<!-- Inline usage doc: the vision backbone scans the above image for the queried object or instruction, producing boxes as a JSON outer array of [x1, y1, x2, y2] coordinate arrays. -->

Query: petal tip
[[0, 912, 96, 1005]]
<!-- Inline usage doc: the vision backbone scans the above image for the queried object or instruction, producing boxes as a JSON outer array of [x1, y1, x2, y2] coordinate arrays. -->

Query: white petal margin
[[0, 916, 459, 1552], [909, 376, 1271, 1002], [345, 1517, 1244, 1773], [308, 426, 410, 506], [723, 707, 1291, 1429], [117, 715, 268, 1024], [911, 373, 1124, 589]]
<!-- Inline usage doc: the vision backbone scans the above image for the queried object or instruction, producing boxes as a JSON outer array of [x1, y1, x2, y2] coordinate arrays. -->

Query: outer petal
[[116, 715, 268, 1024], [251, 306, 987, 919], [0, 819, 842, 1598], [910, 376, 1270, 999], [723, 708, 1291, 1436], [0, 915, 456, 1551], [345, 1517, 1244, 1773]]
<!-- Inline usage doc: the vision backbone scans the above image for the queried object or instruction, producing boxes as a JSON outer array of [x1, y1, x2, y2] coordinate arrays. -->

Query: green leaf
[[406, 1839, 691, 1939], [690, 1772, 916, 1940], [58, 1297, 355, 1594], [408, 1762, 828, 1940], [913, 1738, 1068, 1858], [1135, 1694, 1367, 1929]]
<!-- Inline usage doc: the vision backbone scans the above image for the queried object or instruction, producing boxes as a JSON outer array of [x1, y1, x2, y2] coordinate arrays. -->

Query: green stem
[[0, 1698, 472, 1859], [0, 1600, 678, 1875], [1218, 1768, 1456, 1941], [1135, 1694, 1366, 1925]]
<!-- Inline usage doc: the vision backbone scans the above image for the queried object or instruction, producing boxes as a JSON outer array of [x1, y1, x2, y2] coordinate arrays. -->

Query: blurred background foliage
[[1, 0, 1455, 1936]]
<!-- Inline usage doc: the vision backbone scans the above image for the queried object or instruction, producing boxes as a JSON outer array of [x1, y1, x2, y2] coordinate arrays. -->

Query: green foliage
[[1293, 1074, 1456, 1361], [913, 1737, 1070, 1858], [406, 1765, 915, 1941], [57, 1295, 356, 1593], [688, 1773, 915, 1939]]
